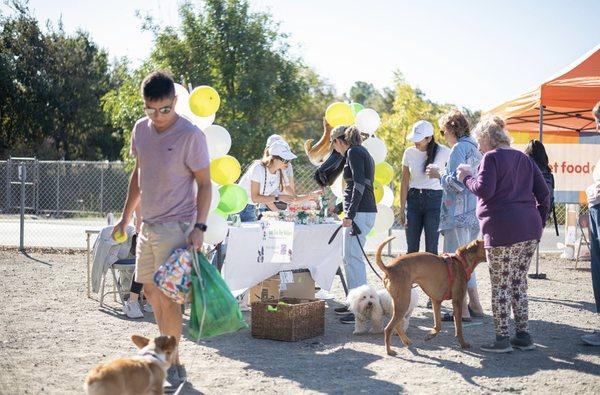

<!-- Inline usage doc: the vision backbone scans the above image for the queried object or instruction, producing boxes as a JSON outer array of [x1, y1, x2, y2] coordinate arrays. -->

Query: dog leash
[[328, 223, 382, 280]]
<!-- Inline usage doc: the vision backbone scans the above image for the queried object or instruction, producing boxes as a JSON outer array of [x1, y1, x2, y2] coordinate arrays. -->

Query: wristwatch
[[194, 222, 208, 232]]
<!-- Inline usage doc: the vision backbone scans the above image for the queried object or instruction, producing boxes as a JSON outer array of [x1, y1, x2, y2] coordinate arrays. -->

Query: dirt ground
[[0, 249, 599, 394]]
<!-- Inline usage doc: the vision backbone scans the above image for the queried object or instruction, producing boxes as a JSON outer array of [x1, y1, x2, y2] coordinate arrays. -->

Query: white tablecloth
[[222, 222, 343, 293]]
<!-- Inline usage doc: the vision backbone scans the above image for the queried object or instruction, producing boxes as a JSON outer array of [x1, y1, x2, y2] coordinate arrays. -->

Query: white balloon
[[372, 204, 395, 234], [204, 213, 229, 244], [363, 136, 387, 164], [203, 124, 231, 159], [381, 185, 394, 207], [195, 113, 216, 130], [355, 108, 381, 136], [331, 174, 344, 198], [209, 183, 220, 212], [174, 83, 195, 120]]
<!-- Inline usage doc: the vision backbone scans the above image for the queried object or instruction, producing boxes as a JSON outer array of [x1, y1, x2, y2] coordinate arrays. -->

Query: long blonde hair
[[259, 155, 284, 192]]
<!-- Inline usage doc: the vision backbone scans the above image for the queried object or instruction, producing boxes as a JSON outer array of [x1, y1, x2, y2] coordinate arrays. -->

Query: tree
[[134, 0, 310, 165], [348, 81, 394, 115], [0, 0, 119, 159]]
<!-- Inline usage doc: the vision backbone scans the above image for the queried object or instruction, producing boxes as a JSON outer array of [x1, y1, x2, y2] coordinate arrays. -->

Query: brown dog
[[84, 335, 177, 395], [375, 237, 487, 355], [304, 118, 333, 166]]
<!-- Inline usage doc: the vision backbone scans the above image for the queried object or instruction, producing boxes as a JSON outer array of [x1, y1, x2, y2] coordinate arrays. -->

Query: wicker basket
[[251, 298, 325, 341]]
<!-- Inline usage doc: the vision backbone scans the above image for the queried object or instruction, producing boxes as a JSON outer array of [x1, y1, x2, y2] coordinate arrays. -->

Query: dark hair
[[424, 135, 439, 172], [141, 71, 175, 101], [524, 139, 551, 173]]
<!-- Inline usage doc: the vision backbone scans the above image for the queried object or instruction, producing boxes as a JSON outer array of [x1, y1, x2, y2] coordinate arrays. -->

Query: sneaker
[[442, 312, 472, 322], [480, 336, 513, 353], [340, 313, 355, 324], [510, 331, 535, 350], [176, 364, 187, 380], [143, 302, 153, 313], [334, 306, 350, 315], [581, 331, 600, 346], [123, 301, 144, 319], [164, 364, 184, 393], [426, 299, 432, 309]]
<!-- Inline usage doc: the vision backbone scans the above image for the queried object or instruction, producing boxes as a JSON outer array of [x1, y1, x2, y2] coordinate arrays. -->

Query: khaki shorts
[[135, 221, 191, 284]]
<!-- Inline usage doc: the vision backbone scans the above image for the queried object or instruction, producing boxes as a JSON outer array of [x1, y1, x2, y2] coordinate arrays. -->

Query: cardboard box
[[249, 269, 315, 304]]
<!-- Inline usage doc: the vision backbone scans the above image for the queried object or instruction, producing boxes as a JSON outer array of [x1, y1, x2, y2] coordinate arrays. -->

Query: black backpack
[[541, 169, 559, 236]]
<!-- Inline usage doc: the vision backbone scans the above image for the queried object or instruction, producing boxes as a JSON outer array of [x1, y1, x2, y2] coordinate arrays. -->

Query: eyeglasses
[[144, 100, 174, 117]]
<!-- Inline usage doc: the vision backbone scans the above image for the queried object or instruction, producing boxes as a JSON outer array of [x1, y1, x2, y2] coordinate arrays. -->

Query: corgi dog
[[84, 335, 177, 395]]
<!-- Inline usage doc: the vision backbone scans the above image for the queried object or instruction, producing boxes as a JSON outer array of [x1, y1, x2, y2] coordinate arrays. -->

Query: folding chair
[[99, 258, 136, 308], [576, 213, 591, 268]]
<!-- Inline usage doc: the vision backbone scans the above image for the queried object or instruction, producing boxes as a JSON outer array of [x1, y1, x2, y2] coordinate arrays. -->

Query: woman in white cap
[[399, 120, 450, 256], [265, 134, 296, 202], [238, 140, 299, 222]]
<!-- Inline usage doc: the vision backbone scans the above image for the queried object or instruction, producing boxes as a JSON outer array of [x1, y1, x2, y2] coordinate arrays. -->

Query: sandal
[[442, 312, 472, 322]]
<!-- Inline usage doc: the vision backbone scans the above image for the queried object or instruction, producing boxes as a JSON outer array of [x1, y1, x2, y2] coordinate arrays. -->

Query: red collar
[[440, 252, 471, 301]]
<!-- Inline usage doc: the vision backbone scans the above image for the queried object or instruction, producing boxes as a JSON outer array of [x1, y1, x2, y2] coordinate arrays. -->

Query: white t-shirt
[[238, 161, 290, 204], [402, 145, 451, 190]]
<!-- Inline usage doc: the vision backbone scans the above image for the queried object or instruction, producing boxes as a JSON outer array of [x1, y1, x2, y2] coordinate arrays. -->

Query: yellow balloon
[[189, 86, 220, 117], [375, 162, 394, 185], [325, 102, 355, 127], [210, 155, 241, 185], [338, 211, 345, 220], [373, 180, 384, 203]]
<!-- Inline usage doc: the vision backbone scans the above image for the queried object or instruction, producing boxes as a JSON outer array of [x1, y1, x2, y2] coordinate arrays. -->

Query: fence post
[[100, 162, 105, 214], [34, 159, 39, 214], [19, 164, 26, 251], [55, 161, 60, 216], [6, 158, 11, 213]]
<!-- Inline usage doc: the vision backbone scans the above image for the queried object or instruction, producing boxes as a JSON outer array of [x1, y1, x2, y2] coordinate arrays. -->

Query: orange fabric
[[485, 44, 600, 133]]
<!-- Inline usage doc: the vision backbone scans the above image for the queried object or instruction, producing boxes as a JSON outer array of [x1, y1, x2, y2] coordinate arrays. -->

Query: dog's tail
[[376, 236, 395, 273]]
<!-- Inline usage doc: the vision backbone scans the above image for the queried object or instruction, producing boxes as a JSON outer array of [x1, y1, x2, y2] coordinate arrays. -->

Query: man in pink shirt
[[113, 71, 212, 391]]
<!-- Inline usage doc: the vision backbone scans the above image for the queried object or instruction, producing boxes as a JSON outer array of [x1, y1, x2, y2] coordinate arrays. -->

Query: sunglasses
[[143, 100, 174, 117], [274, 156, 290, 164]]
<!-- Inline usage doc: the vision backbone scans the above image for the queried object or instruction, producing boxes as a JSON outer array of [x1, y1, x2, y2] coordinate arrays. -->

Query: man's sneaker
[[340, 313, 355, 324], [143, 302, 153, 313], [164, 364, 185, 393], [123, 301, 143, 319], [510, 331, 535, 350], [581, 331, 600, 346], [334, 306, 350, 315], [480, 336, 513, 353], [176, 364, 187, 380]]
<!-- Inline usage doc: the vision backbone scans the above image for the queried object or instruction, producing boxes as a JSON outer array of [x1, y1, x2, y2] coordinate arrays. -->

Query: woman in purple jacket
[[458, 116, 550, 353]]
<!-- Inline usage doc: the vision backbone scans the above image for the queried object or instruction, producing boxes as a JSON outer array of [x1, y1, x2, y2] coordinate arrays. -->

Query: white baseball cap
[[265, 134, 284, 148], [268, 140, 297, 161], [408, 120, 434, 142]]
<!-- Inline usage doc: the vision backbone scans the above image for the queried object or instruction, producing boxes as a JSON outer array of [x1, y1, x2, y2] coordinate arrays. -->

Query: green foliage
[[348, 81, 394, 114], [0, 1, 120, 159], [136, 0, 310, 165]]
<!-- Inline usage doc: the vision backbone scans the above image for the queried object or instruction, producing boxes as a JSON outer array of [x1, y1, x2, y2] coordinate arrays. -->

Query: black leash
[[328, 223, 382, 280]]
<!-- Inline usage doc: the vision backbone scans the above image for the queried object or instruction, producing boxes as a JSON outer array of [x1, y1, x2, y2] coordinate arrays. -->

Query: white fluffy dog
[[346, 284, 419, 335]]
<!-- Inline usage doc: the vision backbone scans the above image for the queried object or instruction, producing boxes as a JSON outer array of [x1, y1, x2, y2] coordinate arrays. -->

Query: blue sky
[[10, 0, 600, 110]]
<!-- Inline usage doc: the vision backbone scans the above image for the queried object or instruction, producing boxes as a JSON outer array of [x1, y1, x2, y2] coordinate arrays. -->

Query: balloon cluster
[[175, 83, 247, 245], [325, 101, 395, 236]]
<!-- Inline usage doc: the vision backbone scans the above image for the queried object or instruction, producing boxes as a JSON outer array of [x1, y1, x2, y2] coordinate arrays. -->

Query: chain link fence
[[0, 158, 586, 249]]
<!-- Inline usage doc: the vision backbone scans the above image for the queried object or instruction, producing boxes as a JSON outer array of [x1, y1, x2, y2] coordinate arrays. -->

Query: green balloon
[[351, 102, 364, 115], [217, 184, 248, 215]]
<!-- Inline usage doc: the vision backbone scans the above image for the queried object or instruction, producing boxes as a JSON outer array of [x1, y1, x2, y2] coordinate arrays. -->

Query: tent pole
[[530, 106, 547, 280]]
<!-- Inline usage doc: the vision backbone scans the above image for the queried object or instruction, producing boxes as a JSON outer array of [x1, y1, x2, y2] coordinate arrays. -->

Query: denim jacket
[[439, 136, 482, 231]]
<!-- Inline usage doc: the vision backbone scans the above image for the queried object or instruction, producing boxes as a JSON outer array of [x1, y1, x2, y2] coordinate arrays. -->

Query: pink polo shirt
[[131, 116, 210, 224]]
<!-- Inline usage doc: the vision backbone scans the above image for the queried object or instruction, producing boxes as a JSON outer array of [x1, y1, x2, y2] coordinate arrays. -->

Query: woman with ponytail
[[399, 120, 450, 255]]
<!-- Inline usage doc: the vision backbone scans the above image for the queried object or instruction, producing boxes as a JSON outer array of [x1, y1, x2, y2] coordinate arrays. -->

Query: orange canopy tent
[[485, 44, 600, 142]]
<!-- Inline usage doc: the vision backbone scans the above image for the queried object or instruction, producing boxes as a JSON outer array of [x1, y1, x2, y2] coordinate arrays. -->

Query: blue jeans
[[406, 189, 443, 254], [239, 204, 257, 222], [589, 204, 600, 313], [343, 212, 377, 290], [442, 226, 480, 288]]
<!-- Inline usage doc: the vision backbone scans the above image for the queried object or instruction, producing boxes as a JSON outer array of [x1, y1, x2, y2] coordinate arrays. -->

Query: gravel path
[[0, 250, 598, 394]]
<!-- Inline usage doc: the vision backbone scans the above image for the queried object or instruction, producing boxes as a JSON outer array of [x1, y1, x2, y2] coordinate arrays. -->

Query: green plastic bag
[[188, 251, 248, 340]]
